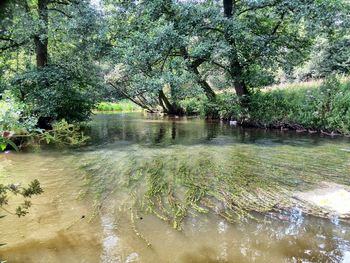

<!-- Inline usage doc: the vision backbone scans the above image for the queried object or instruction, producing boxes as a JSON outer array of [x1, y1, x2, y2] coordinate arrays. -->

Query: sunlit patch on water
[[295, 183, 350, 217], [217, 221, 227, 234], [101, 215, 120, 263]]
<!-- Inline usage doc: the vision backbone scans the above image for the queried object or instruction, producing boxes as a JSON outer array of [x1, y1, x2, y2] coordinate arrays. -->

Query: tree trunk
[[191, 65, 217, 99], [230, 59, 249, 97], [159, 89, 174, 113], [35, 0, 49, 68], [180, 47, 216, 100], [223, 0, 250, 99], [158, 89, 183, 115], [223, 0, 233, 18]]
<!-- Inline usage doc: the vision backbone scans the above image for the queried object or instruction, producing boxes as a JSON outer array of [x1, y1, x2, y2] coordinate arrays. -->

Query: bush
[[39, 119, 89, 146], [11, 66, 97, 123], [179, 97, 202, 115], [198, 77, 350, 133], [0, 92, 38, 134]]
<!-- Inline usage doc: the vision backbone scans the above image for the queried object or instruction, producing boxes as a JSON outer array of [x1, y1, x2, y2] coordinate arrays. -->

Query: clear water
[[1, 112, 350, 263]]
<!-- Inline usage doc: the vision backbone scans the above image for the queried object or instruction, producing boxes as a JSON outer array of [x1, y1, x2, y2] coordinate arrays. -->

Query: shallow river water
[[1, 113, 350, 263]]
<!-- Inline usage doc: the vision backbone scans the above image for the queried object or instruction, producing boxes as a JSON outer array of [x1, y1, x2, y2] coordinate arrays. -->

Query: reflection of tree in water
[[154, 124, 166, 144], [205, 121, 219, 141], [171, 122, 176, 140]]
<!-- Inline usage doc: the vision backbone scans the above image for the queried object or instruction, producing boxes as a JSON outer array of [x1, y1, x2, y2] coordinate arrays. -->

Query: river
[[1, 112, 350, 262]]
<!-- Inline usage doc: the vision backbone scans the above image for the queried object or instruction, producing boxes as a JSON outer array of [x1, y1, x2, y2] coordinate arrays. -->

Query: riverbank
[[181, 77, 350, 136]]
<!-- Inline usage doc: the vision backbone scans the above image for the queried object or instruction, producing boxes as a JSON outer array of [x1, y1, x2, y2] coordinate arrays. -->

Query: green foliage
[[95, 101, 140, 112], [200, 77, 350, 133], [180, 93, 243, 119], [1, 0, 107, 122], [39, 119, 89, 147], [0, 179, 43, 248], [179, 97, 203, 115], [103, 0, 348, 107], [0, 179, 43, 218], [1, 0, 349, 124], [0, 92, 38, 134], [315, 36, 350, 77], [0, 92, 88, 150], [0, 137, 18, 152], [11, 66, 97, 123]]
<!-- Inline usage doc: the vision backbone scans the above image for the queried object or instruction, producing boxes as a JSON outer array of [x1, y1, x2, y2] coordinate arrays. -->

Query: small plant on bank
[[0, 93, 90, 150], [39, 120, 90, 147]]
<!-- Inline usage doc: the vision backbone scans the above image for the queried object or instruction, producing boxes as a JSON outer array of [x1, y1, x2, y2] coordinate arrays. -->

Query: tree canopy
[[1, 0, 349, 119]]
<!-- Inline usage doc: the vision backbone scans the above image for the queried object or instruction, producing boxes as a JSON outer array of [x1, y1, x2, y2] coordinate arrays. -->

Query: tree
[[0, 0, 107, 124], [103, 0, 217, 114], [103, 0, 347, 113]]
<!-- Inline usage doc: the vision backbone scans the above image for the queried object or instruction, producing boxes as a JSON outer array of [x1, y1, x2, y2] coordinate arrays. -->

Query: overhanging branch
[[48, 7, 72, 18]]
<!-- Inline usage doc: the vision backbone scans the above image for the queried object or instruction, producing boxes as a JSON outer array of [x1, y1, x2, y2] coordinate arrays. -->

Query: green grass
[[95, 100, 141, 112]]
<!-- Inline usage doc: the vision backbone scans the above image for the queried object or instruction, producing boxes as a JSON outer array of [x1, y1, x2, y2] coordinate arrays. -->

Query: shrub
[[199, 77, 350, 133], [0, 92, 38, 134], [11, 66, 97, 123], [179, 97, 202, 115]]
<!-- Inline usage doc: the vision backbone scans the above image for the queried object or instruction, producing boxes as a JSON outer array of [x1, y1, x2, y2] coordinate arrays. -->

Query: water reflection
[[86, 113, 350, 147]]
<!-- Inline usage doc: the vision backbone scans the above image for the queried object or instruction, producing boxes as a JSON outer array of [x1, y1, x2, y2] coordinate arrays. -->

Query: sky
[[90, 0, 101, 7]]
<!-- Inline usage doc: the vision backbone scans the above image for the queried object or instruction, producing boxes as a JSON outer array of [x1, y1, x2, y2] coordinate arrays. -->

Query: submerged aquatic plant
[[79, 142, 350, 237]]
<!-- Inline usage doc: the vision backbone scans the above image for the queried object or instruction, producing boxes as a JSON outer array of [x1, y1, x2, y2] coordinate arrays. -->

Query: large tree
[[0, 0, 107, 123], [103, 0, 347, 113]]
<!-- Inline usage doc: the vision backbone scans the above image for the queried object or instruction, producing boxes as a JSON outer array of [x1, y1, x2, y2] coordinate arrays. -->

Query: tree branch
[[0, 42, 25, 53], [0, 36, 15, 42], [238, 1, 278, 16], [48, 7, 72, 18], [271, 12, 286, 35], [49, 0, 78, 5], [200, 26, 225, 34]]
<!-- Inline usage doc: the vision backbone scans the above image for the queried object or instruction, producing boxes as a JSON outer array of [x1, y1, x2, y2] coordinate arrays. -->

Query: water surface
[[1, 113, 350, 262]]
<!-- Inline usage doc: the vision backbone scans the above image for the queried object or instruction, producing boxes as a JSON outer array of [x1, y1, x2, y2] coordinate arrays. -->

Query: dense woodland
[[1, 0, 350, 143]]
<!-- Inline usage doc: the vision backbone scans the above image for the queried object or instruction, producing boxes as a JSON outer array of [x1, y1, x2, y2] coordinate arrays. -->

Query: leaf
[[0, 143, 6, 151], [5, 139, 19, 152]]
